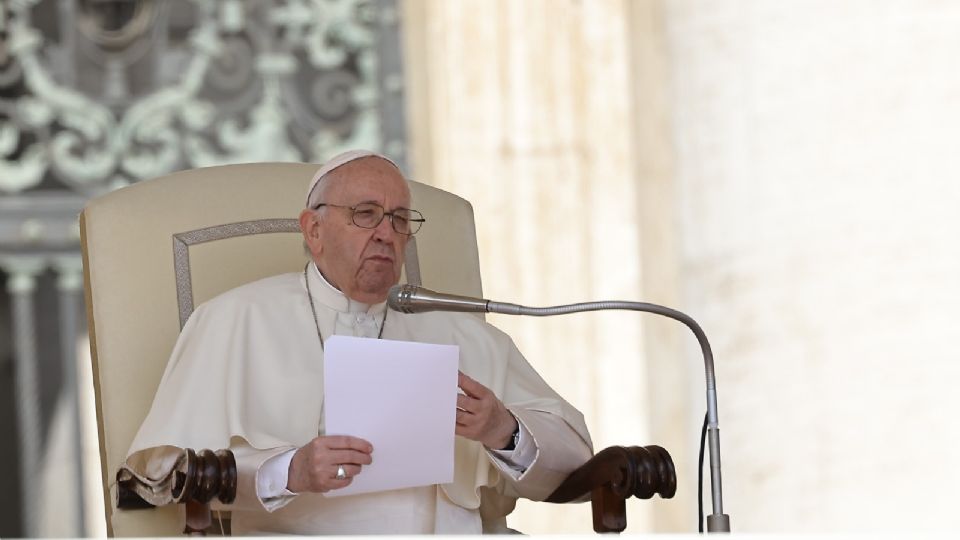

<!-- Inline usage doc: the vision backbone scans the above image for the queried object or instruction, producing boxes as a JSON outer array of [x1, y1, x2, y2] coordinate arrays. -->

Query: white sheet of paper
[[323, 335, 459, 497]]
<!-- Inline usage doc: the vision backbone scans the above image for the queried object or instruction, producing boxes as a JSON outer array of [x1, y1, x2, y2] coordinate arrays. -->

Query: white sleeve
[[255, 448, 298, 511], [488, 418, 537, 478]]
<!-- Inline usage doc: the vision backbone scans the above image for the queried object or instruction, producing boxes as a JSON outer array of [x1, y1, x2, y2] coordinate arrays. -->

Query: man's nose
[[372, 215, 395, 241]]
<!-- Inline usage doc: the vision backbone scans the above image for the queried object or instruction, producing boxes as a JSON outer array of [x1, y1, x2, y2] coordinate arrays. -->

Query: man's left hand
[[456, 371, 518, 450]]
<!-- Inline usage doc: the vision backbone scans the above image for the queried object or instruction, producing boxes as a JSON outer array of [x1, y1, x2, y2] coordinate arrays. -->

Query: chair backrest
[[80, 162, 483, 536]]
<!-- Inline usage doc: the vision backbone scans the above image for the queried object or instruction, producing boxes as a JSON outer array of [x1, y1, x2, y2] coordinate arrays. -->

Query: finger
[[329, 463, 363, 479], [325, 449, 374, 466], [325, 477, 353, 492], [322, 435, 374, 453], [456, 409, 475, 426], [458, 372, 489, 399], [455, 424, 478, 440], [457, 394, 480, 413], [343, 464, 363, 478]]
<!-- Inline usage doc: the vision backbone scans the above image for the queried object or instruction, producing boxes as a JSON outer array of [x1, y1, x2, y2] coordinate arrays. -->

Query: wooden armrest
[[117, 448, 237, 509], [546, 445, 676, 533], [118, 444, 675, 534], [117, 448, 236, 535]]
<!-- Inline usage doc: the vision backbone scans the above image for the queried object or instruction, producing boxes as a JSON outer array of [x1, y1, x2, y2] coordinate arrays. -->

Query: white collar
[[306, 261, 387, 316]]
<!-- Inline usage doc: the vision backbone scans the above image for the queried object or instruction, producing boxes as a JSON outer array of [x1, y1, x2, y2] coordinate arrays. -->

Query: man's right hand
[[286, 435, 374, 493]]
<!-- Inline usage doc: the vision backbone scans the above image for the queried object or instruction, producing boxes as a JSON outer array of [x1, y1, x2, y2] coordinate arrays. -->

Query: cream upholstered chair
[[82, 162, 676, 536], [81, 162, 484, 536]]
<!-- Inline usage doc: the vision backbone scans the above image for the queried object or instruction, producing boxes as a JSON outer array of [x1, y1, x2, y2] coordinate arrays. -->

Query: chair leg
[[591, 486, 627, 533], [184, 500, 211, 536]]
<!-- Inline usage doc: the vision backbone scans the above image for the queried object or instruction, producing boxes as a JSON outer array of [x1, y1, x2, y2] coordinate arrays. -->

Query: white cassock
[[122, 263, 593, 534]]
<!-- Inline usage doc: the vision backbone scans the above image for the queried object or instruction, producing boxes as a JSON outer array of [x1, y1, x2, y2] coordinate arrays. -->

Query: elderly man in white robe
[[122, 150, 593, 534]]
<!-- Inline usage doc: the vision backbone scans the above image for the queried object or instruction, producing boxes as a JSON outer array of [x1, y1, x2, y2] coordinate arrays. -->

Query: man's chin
[[356, 273, 400, 302]]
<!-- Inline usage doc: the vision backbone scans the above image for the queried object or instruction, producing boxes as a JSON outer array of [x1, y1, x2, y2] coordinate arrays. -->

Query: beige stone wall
[[664, 0, 960, 532]]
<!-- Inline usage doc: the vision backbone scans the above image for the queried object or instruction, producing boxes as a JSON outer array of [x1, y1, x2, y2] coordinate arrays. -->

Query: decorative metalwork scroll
[[0, 0, 407, 198]]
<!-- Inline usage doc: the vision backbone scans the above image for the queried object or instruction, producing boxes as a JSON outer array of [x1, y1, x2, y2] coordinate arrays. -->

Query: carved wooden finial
[[117, 448, 237, 535], [546, 445, 677, 533]]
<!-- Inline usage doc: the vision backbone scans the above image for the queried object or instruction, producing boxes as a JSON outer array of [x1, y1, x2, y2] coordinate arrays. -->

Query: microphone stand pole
[[486, 299, 731, 532]]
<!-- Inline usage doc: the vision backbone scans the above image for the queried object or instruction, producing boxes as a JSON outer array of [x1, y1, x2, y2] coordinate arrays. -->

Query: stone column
[[625, 0, 691, 532], [54, 256, 86, 535], [2, 257, 46, 538], [402, 0, 657, 532]]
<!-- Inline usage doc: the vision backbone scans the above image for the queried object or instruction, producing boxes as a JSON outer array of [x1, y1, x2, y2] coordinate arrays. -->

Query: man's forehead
[[325, 159, 410, 201]]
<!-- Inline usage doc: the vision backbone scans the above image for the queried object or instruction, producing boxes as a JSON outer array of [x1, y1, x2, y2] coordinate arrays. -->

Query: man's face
[[300, 158, 410, 304]]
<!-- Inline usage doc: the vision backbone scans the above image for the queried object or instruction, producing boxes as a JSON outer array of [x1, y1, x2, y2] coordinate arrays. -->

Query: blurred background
[[2, 0, 959, 536]]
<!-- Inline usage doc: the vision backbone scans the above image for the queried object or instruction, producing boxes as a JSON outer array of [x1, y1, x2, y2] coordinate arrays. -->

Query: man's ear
[[299, 209, 322, 252]]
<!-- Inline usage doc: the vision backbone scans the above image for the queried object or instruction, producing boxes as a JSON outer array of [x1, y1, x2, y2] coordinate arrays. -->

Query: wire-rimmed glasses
[[314, 202, 426, 235]]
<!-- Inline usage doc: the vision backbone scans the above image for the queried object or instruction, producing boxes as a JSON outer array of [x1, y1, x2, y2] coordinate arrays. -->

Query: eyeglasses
[[314, 202, 426, 235]]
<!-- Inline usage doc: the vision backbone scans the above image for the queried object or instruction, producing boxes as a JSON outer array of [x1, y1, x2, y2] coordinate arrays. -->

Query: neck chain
[[304, 262, 388, 350]]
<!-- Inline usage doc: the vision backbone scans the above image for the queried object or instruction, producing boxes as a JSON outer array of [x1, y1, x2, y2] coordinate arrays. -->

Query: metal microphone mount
[[390, 285, 731, 532]]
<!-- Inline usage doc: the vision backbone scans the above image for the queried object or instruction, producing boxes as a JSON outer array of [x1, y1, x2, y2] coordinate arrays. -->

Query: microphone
[[387, 284, 491, 313], [387, 284, 530, 315], [386, 283, 731, 533]]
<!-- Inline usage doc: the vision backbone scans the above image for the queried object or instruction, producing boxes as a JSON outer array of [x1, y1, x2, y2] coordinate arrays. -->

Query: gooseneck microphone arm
[[388, 285, 731, 533], [492, 300, 729, 532]]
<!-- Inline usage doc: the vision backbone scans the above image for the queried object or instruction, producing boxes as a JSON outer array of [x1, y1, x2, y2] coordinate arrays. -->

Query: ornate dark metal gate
[[0, 1, 407, 535]]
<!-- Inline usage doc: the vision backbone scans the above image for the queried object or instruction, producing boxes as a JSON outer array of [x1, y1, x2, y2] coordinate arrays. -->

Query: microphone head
[[387, 284, 488, 314], [387, 284, 420, 313]]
